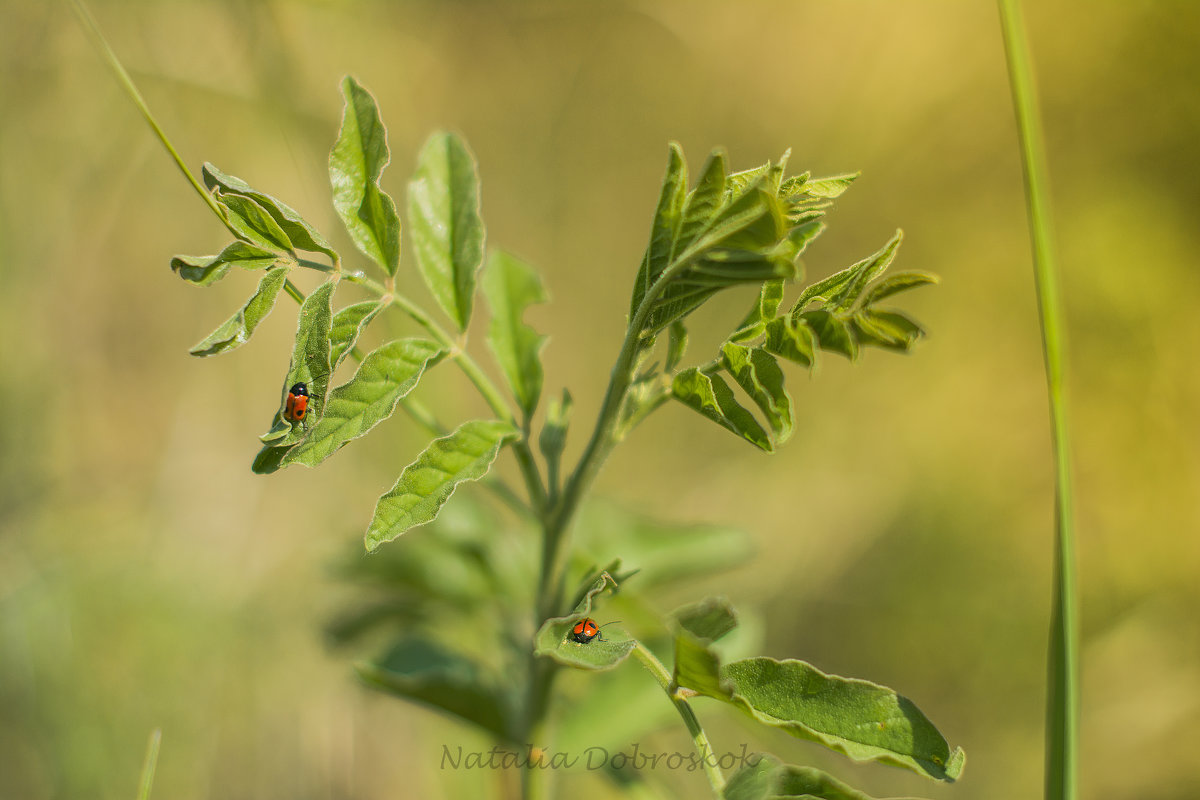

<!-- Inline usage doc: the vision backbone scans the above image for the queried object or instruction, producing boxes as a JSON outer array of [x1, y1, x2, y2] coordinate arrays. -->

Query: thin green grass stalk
[[996, 3, 1079, 799], [135, 729, 162, 800]]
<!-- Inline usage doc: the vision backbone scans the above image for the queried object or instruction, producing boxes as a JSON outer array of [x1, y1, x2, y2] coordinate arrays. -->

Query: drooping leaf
[[282, 339, 446, 467], [674, 597, 738, 642], [630, 142, 687, 318], [718, 657, 965, 782], [171, 241, 278, 287], [357, 637, 511, 742], [365, 419, 519, 551], [720, 343, 793, 443], [802, 309, 859, 361], [671, 368, 772, 451], [407, 131, 486, 330], [250, 442, 292, 475], [202, 163, 339, 262], [534, 572, 635, 671], [723, 755, 883, 800], [217, 193, 294, 252], [762, 316, 817, 368], [482, 250, 547, 416], [188, 265, 290, 357], [329, 76, 401, 275], [329, 300, 385, 369], [852, 308, 925, 352]]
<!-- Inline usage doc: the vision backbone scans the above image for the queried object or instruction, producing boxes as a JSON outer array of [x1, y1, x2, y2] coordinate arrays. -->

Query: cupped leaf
[[408, 131, 486, 330], [202, 163, 338, 262], [365, 419, 519, 551], [357, 637, 511, 742], [802, 309, 859, 361], [534, 572, 635, 671], [719, 657, 965, 782], [218, 193, 294, 252], [329, 76, 401, 275], [483, 250, 547, 416], [671, 368, 772, 451], [189, 265, 290, 356], [171, 241, 278, 287], [250, 442, 292, 475], [729, 279, 785, 343], [282, 338, 446, 467], [762, 316, 817, 368], [329, 300, 385, 369], [852, 309, 925, 352], [720, 344, 793, 443], [630, 142, 687, 318]]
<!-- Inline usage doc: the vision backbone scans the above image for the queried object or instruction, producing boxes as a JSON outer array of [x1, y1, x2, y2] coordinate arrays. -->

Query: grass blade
[[135, 728, 162, 800], [996, 3, 1079, 799]]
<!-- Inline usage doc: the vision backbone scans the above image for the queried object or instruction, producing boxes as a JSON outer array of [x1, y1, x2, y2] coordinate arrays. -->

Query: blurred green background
[[2, 1, 1198, 798]]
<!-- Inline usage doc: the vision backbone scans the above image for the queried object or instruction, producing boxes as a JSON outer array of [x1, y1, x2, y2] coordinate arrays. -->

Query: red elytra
[[284, 382, 309, 422], [568, 618, 619, 644]]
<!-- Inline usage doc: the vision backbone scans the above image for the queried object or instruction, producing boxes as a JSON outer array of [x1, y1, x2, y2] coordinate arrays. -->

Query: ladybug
[[284, 382, 310, 422], [568, 618, 619, 645]]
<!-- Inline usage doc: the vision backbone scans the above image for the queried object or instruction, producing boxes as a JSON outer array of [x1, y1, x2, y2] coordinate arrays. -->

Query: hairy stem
[[997, 3, 1079, 800]]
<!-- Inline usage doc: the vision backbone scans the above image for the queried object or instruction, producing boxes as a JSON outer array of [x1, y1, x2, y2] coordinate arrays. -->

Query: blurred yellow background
[[2, 1, 1197, 798]]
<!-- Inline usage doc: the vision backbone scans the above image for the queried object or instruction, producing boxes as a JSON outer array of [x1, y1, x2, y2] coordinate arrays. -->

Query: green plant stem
[[135, 728, 162, 800], [996, 4, 1078, 800], [632, 643, 726, 796], [69, 0, 229, 230]]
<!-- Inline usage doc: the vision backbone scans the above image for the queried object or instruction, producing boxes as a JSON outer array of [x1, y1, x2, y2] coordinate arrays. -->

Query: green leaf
[[218, 193, 293, 252], [729, 279, 785, 343], [188, 265, 290, 357], [534, 572, 635, 671], [828, 231, 904, 311], [723, 755, 884, 800], [861, 271, 938, 306], [250, 443, 291, 475], [329, 76, 401, 276], [719, 657, 965, 782], [365, 419, 519, 551], [672, 598, 737, 699], [762, 316, 817, 368], [852, 308, 925, 352], [408, 131, 486, 330], [665, 320, 689, 371], [357, 637, 511, 741], [482, 250, 547, 416], [171, 241, 278, 287], [282, 339, 446, 467], [671, 368, 772, 451], [260, 279, 337, 448], [630, 142, 687, 318], [329, 300, 385, 369], [802, 309, 859, 361], [674, 150, 728, 259], [798, 173, 859, 199], [721, 343, 793, 443], [202, 163, 339, 262]]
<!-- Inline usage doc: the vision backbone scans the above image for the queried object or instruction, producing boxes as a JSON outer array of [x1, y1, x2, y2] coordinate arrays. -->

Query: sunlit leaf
[[630, 142, 687, 318], [671, 368, 772, 451], [260, 280, 336, 449], [723, 755, 884, 800], [721, 343, 793, 443], [365, 419, 519, 551], [798, 173, 859, 199], [534, 572, 635, 671], [329, 300, 385, 369], [861, 271, 938, 306], [762, 316, 816, 368], [729, 279, 785, 343], [171, 241, 278, 287], [329, 77, 401, 275], [408, 131, 485, 330], [483, 250, 547, 416], [283, 339, 446, 467], [188, 265, 290, 357], [852, 308, 925, 352], [202, 163, 338, 262], [828, 231, 904, 311], [218, 193, 293, 252], [802, 309, 858, 361]]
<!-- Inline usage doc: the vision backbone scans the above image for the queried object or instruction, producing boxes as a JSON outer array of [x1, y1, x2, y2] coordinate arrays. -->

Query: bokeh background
[[2, 1, 1198, 798]]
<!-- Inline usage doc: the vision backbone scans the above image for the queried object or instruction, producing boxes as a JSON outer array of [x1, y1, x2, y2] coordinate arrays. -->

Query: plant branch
[[997, 3, 1078, 800], [632, 643, 726, 796]]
